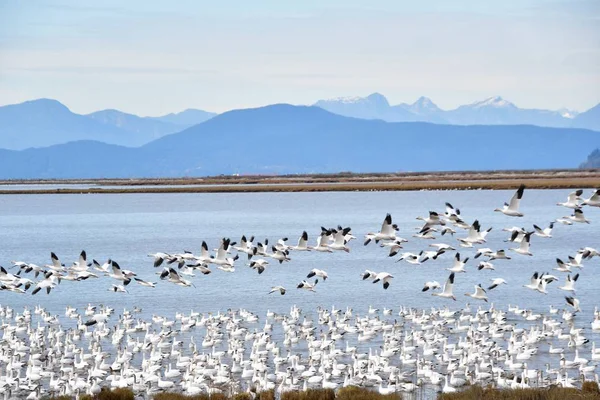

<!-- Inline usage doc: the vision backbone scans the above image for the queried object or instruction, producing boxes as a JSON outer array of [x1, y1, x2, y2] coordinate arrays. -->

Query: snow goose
[[446, 253, 468, 273], [430, 243, 455, 251], [297, 279, 318, 292], [465, 284, 488, 302], [477, 261, 495, 270], [372, 272, 393, 289], [133, 278, 156, 288], [274, 237, 290, 252], [413, 226, 437, 240], [563, 208, 590, 224], [269, 246, 291, 263], [249, 259, 269, 274], [364, 213, 398, 245], [109, 284, 128, 293], [234, 235, 255, 259], [557, 189, 583, 209], [523, 272, 543, 291], [494, 184, 525, 217], [432, 273, 456, 300], [488, 249, 511, 260], [565, 296, 581, 312], [290, 231, 311, 251], [307, 269, 328, 281], [566, 253, 585, 269], [558, 273, 578, 292], [167, 268, 194, 287], [416, 211, 445, 227], [361, 270, 378, 281], [582, 189, 600, 207], [310, 231, 333, 253], [420, 249, 446, 262], [510, 232, 533, 256], [488, 278, 507, 290], [533, 222, 554, 238], [395, 251, 423, 265], [268, 286, 286, 295], [328, 227, 351, 252], [383, 240, 405, 257], [46, 252, 66, 272], [422, 281, 441, 292], [457, 220, 487, 246], [552, 258, 571, 272], [107, 261, 132, 285], [208, 238, 239, 267]]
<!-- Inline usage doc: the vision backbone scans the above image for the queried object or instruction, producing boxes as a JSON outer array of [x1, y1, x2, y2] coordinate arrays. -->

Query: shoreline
[[0, 170, 599, 194]]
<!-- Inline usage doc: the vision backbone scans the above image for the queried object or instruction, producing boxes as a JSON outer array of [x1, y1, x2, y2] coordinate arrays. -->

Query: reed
[[437, 384, 600, 400]]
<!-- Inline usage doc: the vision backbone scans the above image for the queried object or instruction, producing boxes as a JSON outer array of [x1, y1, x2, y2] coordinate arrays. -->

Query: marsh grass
[[437, 384, 600, 400]]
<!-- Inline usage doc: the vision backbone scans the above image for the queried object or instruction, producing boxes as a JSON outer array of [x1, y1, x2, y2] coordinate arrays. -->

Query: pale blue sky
[[0, 0, 598, 115]]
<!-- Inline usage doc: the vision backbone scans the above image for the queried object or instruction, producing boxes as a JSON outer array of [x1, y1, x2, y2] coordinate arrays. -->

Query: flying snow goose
[[382, 240, 405, 257], [566, 253, 585, 268], [297, 279, 318, 292], [533, 222, 554, 238], [416, 211, 445, 227], [432, 273, 456, 300], [234, 235, 255, 259], [31, 272, 59, 295], [457, 220, 487, 246], [559, 273, 579, 292], [557, 190, 583, 209], [46, 252, 66, 272], [422, 281, 441, 292], [148, 252, 170, 268], [579, 247, 598, 258], [477, 261, 495, 270], [307, 269, 328, 281], [249, 259, 269, 274], [413, 226, 437, 240], [275, 237, 290, 252], [582, 189, 600, 207], [268, 286, 286, 295], [328, 227, 351, 252], [565, 296, 581, 312], [134, 278, 156, 288], [563, 209, 590, 224], [71, 250, 90, 271], [395, 252, 423, 265], [488, 278, 507, 290], [208, 239, 239, 267], [488, 249, 511, 260], [167, 268, 193, 287], [311, 231, 333, 253], [465, 284, 488, 302], [108, 261, 131, 285], [290, 231, 311, 251], [524, 272, 542, 291], [430, 243, 455, 251], [364, 213, 398, 245], [494, 184, 525, 217], [553, 258, 572, 273], [372, 272, 394, 289], [109, 284, 128, 293], [361, 270, 378, 281], [269, 246, 291, 263], [510, 232, 533, 256], [446, 253, 468, 273]]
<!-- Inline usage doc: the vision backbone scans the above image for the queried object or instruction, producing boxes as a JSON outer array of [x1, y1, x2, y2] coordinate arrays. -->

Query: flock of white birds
[[0, 186, 599, 398]]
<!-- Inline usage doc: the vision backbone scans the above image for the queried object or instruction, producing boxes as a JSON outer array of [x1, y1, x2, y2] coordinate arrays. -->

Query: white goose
[[446, 252, 468, 273], [307, 269, 328, 281], [432, 273, 456, 301], [494, 184, 525, 217], [510, 232, 533, 256], [290, 231, 311, 251], [372, 272, 393, 290], [364, 213, 398, 245], [565, 296, 581, 312], [297, 279, 318, 292], [533, 222, 554, 238], [465, 284, 488, 302], [558, 273, 579, 292], [488, 278, 507, 290], [556, 189, 583, 209], [582, 189, 600, 207], [563, 208, 590, 224]]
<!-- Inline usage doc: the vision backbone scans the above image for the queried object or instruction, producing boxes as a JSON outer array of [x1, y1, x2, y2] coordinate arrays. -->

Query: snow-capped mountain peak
[[469, 96, 515, 109]]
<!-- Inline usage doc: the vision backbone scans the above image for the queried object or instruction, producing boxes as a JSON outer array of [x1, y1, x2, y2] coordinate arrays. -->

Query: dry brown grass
[[335, 386, 402, 400], [437, 384, 600, 400], [1, 170, 599, 195]]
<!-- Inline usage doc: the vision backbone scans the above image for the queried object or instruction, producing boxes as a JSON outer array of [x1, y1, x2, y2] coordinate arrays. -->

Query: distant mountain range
[[0, 99, 216, 150], [314, 93, 600, 131], [0, 104, 598, 179]]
